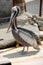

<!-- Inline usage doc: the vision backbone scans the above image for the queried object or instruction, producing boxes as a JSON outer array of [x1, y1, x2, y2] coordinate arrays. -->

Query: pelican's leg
[[22, 46, 25, 52], [27, 46, 29, 52]]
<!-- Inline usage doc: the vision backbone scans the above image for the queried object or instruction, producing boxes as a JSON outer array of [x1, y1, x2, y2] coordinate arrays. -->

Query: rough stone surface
[[0, 0, 12, 17]]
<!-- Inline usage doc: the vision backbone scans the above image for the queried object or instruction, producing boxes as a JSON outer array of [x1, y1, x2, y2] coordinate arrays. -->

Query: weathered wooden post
[[12, 0, 26, 48]]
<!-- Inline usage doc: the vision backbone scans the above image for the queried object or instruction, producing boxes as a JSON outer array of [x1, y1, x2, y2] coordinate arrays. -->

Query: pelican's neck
[[14, 20, 18, 33]]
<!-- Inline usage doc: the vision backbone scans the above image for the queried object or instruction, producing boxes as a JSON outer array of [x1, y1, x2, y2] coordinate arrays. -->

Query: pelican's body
[[7, 6, 40, 51], [11, 20, 40, 50]]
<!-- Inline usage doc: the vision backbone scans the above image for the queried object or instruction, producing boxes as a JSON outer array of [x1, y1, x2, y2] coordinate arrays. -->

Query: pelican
[[7, 6, 40, 51]]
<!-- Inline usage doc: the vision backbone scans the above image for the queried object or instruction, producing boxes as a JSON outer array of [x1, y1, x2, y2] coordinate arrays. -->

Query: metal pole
[[39, 0, 42, 16], [24, 3, 26, 11], [13, 0, 16, 6]]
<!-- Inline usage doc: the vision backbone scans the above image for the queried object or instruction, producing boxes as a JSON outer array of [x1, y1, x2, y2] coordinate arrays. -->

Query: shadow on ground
[[4, 50, 39, 59]]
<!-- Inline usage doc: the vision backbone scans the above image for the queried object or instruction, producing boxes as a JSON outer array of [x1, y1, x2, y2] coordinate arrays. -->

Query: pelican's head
[[7, 6, 21, 32], [9, 6, 21, 32], [11, 6, 21, 21]]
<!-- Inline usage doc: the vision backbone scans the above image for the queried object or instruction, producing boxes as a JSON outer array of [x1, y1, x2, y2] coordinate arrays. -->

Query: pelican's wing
[[18, 28, 39, 49], [18, 24, 40, 38], [18, 27, 38, 39]]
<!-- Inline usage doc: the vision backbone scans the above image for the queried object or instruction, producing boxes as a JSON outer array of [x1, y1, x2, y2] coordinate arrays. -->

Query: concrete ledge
[[0, 38, 15, 49]]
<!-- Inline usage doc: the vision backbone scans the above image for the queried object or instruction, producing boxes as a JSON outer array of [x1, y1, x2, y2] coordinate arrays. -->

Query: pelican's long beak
[[7, 12, 14, 33], [10, 12, 18, 30]]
